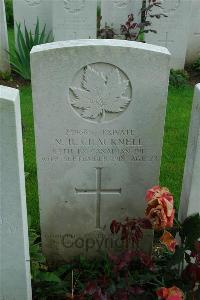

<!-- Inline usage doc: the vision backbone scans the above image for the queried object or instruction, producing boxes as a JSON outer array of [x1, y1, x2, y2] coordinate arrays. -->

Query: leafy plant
[[9, 19, 53, 80], [99, 0, 167, 41], [121, 0, 168, 41], [169, 69, 189, 88], [29, 188, 200, 299], [191, 57, 200, 72], [29, 217, 69, 299], [5, 0, 13, 27], [99, 25, 115, 39], [0, 71, 11, 80]]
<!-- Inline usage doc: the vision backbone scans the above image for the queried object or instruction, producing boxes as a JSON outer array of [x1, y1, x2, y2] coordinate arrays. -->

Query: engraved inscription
[[113, 0, 129, 8], [75, 167, 121, 229], [162, 0, 181, 14], [25, 0, 41, 6], [158, 32, 174, 47], [41, 128, 159, 163], [69, 63, 132, 123], [0, 216, 21, 234], [64, 0, 86, 13]]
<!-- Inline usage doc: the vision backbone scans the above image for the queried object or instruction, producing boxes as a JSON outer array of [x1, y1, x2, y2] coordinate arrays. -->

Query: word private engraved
[[69, 63, 132, 123], [161, 0, 181, 14], [25, 0, 41, 6], [64, 0, 86, 13], [113, 0, 129, 8]]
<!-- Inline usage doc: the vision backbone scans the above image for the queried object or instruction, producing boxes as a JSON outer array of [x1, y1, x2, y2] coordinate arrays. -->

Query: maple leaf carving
[[70, 65, 131, 121]]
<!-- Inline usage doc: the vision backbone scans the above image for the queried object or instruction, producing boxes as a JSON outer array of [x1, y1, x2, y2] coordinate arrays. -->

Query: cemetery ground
[[1, 27, 200, 299]]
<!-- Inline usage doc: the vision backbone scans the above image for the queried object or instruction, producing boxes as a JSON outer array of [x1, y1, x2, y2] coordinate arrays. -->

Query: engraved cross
[[158, 32, 174, 48], [75, 167, 121, 229]]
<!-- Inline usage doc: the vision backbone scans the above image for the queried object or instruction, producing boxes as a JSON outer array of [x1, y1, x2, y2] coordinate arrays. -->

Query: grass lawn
[[6, 28, 194, 230], [160, 86, 194, 208]]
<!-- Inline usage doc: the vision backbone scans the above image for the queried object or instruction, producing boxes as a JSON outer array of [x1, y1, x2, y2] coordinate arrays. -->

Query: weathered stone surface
[[145, 0, 191, 69], [52, 0, 97, 41], [0, 0, 10, 74], [13, 0, 52, 39], [179, 84, 200, 222], [0, 86, 32, 299], [186, 0, 200, 64], [31, 40, 170, 262], [101, 0, 142, 35]]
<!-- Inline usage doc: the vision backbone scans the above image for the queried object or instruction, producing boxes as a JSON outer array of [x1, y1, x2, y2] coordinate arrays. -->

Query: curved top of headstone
[[31, 39, 171, 56], [0, 85, 19, 102]]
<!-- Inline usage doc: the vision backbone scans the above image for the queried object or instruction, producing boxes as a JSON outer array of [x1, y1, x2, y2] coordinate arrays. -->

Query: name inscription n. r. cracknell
[[41, 128, 159, 163]]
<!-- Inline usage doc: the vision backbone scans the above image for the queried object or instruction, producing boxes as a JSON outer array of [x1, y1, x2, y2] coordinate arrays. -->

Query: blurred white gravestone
[[52, 0, 97, 41], [13, 0, 52, 40], [0, 0, 11, 74], [145, 0, 191, 69], [0, 86, 32, 299], [31, 40, 170, 263], [101, 0, 142, 35], [179, 84, 200, 222], [186, 0, 200, 64]]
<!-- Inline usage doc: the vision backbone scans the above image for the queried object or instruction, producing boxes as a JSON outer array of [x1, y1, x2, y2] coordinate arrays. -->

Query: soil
[[186, 67, 200, 86], [0, 72, 30, 89]]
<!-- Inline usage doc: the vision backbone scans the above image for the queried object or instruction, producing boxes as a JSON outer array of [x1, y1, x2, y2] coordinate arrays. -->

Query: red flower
[[145, 186, 175, 230], [156, 286, 184, 300], [146, 186, 173, 204], [160, 231, 177, 253]]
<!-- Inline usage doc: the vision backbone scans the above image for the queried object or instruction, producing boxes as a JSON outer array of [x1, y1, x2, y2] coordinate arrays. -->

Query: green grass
[[8, 26, 15, 51], [6, 28, 194, 229], [20, 86, 39, 230], [160, 86, 194, 208]]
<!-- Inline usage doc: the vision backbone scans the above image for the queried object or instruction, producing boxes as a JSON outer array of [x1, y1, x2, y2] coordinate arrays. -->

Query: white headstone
[[101, 0, 142, 35], [0, 0, 10, 74], [13, 0, 52, 39], [145, 0, 191, 69], [0, 86, 32, 299], [186, 0, 200, 64], [179, 84, 200, 222], [31, 40, 170, 262], [52, 0, 97, 41]]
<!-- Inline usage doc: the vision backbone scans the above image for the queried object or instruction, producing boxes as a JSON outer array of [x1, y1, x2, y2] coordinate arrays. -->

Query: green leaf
[[8, 19, 54, 80], [39, 24, 46, 44], [168, 246, 185, 266], [24, 22, 31, 50], [34, 17, 40, 45], [36, 272, 61, 283]]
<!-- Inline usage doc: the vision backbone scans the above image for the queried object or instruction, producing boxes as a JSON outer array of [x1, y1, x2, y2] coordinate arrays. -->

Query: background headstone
[[145, 0, 191, 69], [186, 0, 200, 64], [31, 40, 170, 262], [0, 0, 11, 74], [0, 86, 32, 299], [52, 0, 97, 41], [179, 84, 200, 222], [13, 0, 52, 40], [101, 0, 142, 35]]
